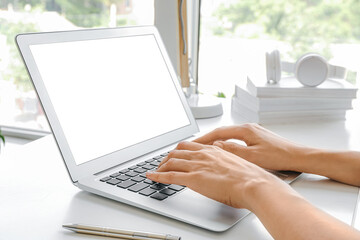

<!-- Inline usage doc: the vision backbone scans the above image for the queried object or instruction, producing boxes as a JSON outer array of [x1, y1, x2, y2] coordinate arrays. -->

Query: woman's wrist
[[237, 171, 288, 211], [289, 145, 324, 173], [242, 174, 303, 214]]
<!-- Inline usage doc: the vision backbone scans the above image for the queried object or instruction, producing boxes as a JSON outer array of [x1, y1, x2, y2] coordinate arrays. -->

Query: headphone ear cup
[[295, 53, 329, 87], [266, 50, 281, 83]]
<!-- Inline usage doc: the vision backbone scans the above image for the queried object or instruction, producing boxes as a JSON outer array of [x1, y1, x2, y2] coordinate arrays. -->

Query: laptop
[[16, 26, 299, 232]]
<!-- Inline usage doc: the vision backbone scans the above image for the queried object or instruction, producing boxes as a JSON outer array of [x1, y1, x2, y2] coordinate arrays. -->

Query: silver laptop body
[[16, 26, 298, 232]]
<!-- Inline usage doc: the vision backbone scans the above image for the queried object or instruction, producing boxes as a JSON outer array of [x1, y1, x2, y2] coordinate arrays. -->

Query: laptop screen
[[29, 34, 191, 165]]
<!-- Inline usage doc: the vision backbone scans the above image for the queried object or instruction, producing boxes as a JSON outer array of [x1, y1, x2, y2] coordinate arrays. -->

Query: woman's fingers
[[157, 158, 194, 173], [213, 141, 250, 159], [158, 149, 194, 168], [194, 124, 258, 145], [158, 141, 208, 168], [146, 171, 189, 186], [175, 141, 207, 151]]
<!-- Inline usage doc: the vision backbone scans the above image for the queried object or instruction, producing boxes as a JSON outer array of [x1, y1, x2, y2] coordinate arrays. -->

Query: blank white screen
[[30, 35, 190, 165]]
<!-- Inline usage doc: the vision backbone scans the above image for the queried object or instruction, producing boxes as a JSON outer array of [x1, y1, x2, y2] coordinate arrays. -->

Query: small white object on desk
[[187, 94, 223, 119]]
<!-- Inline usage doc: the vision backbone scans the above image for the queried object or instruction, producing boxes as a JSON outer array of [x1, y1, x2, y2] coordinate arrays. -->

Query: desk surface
[[1, 101, 360, 240]]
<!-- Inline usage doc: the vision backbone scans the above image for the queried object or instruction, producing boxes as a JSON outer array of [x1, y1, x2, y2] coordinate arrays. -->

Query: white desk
[[1, 102, 360, 240]]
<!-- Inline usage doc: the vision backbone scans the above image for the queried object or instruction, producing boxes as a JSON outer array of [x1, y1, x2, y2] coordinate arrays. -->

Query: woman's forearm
[[243, 177, 360, 240], [294, 148, 360, 186]]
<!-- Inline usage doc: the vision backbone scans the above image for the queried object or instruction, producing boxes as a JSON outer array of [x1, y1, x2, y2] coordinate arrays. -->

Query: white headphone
[[266, 50, 347, 87]]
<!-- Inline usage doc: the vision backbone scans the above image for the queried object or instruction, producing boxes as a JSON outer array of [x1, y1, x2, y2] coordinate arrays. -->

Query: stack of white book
[[232, 76, 358, 124]]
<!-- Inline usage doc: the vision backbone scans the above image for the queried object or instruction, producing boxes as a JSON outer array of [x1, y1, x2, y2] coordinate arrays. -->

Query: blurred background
[[0, 0, 359, 135]]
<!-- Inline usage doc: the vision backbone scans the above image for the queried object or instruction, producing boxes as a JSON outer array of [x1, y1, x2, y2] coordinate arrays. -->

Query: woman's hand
[[146, 141, 281, 210], [194, 123, 309, 172]]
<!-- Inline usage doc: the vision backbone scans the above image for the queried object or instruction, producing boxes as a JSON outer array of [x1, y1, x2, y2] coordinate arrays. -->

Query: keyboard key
[[150, 192, 168, 200], [139, 173, 147, 178], [160, 153, 168, 157], [150, 183, 167, 191], [128, 183, 149, 192], [142, 164, 155, 170], [134, 168, 147, 173], [100, 176, 111, 182], [160, 188, 176, 196], [145, 159, 154, 163], [139, 188, 157, 196], [117, 180, 136, 189], [150, 161, 160, 167], [106, 178, 121, 185], [119, 169, 129, 174], [153, 156, 163, 160], [136, 162, 146, 166], [110, 172, 121, 178], [143, 179, 155, 184], [125, 171, 138, 177], [131, 176, 144, 182], [128, 165, 138, 170], [168, 185, 185, 191], [116, 175, 130, 181]]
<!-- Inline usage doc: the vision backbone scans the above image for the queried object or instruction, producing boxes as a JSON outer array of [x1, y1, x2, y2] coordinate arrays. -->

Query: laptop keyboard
[[100, 152, 185, 200]]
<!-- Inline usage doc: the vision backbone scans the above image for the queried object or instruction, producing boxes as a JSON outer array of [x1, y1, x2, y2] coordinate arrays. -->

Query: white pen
[[63, 223, 181, 240]]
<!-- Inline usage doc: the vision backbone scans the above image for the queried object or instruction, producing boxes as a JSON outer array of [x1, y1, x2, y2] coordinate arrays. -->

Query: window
[[198, 0, 360, 97], [0, 0, 154, 136]]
